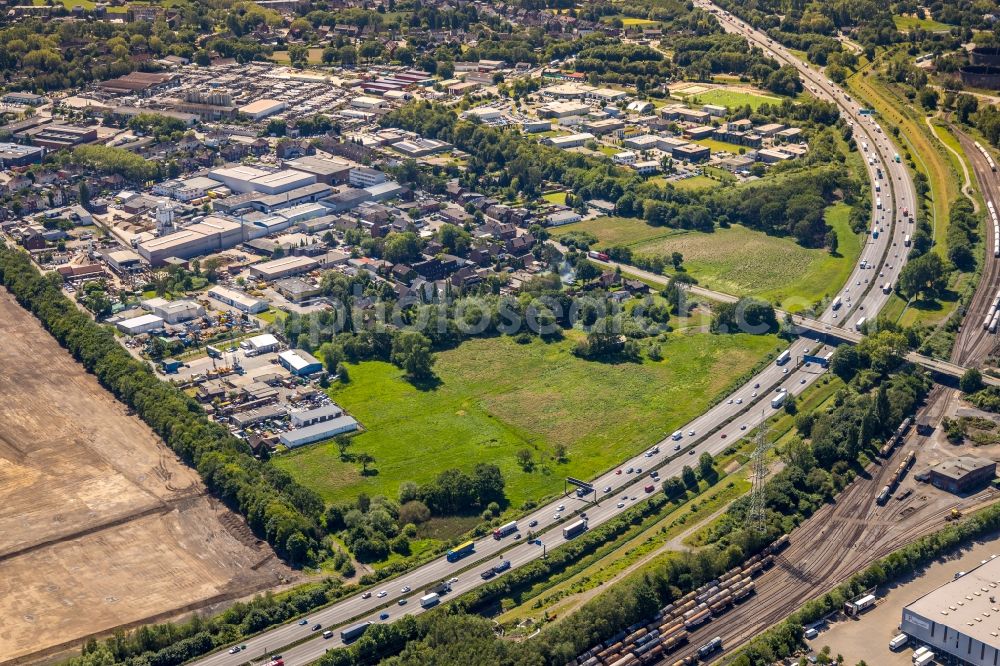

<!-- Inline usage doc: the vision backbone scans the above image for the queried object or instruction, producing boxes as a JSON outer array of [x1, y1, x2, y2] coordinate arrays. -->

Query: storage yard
[[0, 289, 293, 662]]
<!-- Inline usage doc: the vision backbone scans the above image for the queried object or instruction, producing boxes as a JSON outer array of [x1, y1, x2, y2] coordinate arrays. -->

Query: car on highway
[[528, 520, 538, 527], [636, 467, 642, 473], [688, 449, 696, 455], [626, 467, 634, 473], [553, 513, 563, 521], [361, 591, 372, 599], [398, 599, 407, 606], [783, 368, 789, 374], [687, 430, 695, 436], [727, 399, 734, 404], [740, 424, 747, 430], [228, 647, 241, 654], [616, 469, 622, 475], [800, 378, 807, 384], [735, 398, 742, 404], [557, 504, 565, 511], [312, 623, 323, 631], [604, 485, 612, 493], [514, 533, 522, 540], [674, 444, 681, 451], [622, 494, 628, 500], [754, 382, 760, 388], [377, 590, 388, 598], [401, 585, 411, 593], [449, 577, 459, 583], [299, 619, 309, 625], [380, 612, 390, 620], [752, 391, 758, 397], [617, 502, 626, 508]]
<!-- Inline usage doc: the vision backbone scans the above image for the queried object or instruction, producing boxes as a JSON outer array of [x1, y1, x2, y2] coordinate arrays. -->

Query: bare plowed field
[[0, 289, 294, 663]]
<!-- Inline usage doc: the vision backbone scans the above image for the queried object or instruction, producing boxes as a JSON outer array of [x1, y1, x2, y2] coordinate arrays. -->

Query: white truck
[[771, 391, 787, 409], [420, 593, 441, 609], [889, 633, 908, 650]]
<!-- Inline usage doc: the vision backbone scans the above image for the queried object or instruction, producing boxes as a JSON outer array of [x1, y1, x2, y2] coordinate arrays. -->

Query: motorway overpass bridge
[[789, 314, 1000, 386]]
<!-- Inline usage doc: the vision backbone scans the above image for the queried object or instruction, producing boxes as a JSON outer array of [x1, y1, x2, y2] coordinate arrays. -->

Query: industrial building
[[116, 313, 165, 335], [207, 285, 268, 314], [143, 297, 205, 324], [238, 98, 287, 120], [929, 456, 997, 494], [137, 216, 244, 265], [278, 349, 323, 376], [545, 133, 595, 149], [349, 167, 387, 188], [279, 415, 359, 448], [249, 255, 319, 280], [245, 333, 280, 355], [282, 155, 354, 184], [290, 403, 344, 428], [231, 404, 287, 429], [901, 556, 1000, 665], [208, 165, 317, 195], [0, 143, 44, 168]]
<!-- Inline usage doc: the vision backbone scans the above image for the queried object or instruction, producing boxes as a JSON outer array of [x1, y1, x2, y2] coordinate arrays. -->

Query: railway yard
[[565, 385, 1000, 666], [0, 289, 295, 663]]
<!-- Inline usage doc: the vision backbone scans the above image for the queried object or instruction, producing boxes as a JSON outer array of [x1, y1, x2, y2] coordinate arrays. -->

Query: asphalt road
[[194, 11, 918, 665]]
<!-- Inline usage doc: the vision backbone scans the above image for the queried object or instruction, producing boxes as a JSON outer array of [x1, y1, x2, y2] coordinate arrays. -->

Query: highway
[[192, 7, 918, 666]]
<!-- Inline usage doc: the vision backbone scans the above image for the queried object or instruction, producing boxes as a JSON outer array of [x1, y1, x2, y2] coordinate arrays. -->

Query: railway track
[[952, 127, 1000, 367]]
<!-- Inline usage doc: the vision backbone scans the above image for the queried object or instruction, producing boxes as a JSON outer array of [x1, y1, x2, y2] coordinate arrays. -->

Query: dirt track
[[0, 289, 294, 663]]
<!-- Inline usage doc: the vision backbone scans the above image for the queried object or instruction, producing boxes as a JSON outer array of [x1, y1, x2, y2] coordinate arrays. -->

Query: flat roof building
[[0, 142, 43, 168], [246, 333, 280, 354], [249, 255, 319, 280], [929, 456, 997, 493], [239, 99, 287, 120], [137, 216, 244, 266], [349, 167, 387, 189], [282, 155, 354, 184], [279, 415, 359, 448], [290, 403, 344, 428], [545, 132, 595, 149], [901, 555, 1000, 665], [207, 285, 268, 314], [116, 313, 164, 336], [278, 349, 323, 376], [150, 299, 205, 324]]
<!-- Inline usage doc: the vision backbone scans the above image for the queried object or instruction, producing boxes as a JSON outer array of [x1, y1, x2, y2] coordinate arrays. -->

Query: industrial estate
[[2, 0, 1000, 665]]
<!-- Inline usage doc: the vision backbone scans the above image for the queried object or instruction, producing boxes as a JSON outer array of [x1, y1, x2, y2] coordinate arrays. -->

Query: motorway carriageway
[[195, 15, 917, 666]]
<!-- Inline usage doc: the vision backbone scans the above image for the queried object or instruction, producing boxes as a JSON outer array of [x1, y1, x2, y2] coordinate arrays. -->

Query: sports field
[[274, 332, 780, 508]]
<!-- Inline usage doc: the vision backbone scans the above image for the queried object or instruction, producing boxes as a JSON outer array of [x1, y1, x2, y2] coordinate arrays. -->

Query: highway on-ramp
[[193, 9, 917, 666]]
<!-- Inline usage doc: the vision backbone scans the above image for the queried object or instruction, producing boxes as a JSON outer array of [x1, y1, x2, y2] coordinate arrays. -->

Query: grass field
[[269, 48, 325, 65], [629, 204, 860, 309], [691, 138, 751, 155], [685, 88, 783, 111], [668, 175, 719, 191], [893, 14, 954, 32], [543, 191, 568, 205], [274, 332, 780, 508], [551, 216, 678, 247]]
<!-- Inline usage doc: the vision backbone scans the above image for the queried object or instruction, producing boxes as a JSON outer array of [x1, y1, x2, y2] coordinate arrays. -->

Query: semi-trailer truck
[[776, 350, 791, 365], [341, 622, 373, 643], [493, 521, 518, 539], [771, 391, 786, 409], [889, 634, 908, 650], [563, 519, 588, 539], [420, 593, 440, 608]]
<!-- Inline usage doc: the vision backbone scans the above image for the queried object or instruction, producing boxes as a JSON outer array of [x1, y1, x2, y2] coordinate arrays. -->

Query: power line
[[746, 413, 771, 534]]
